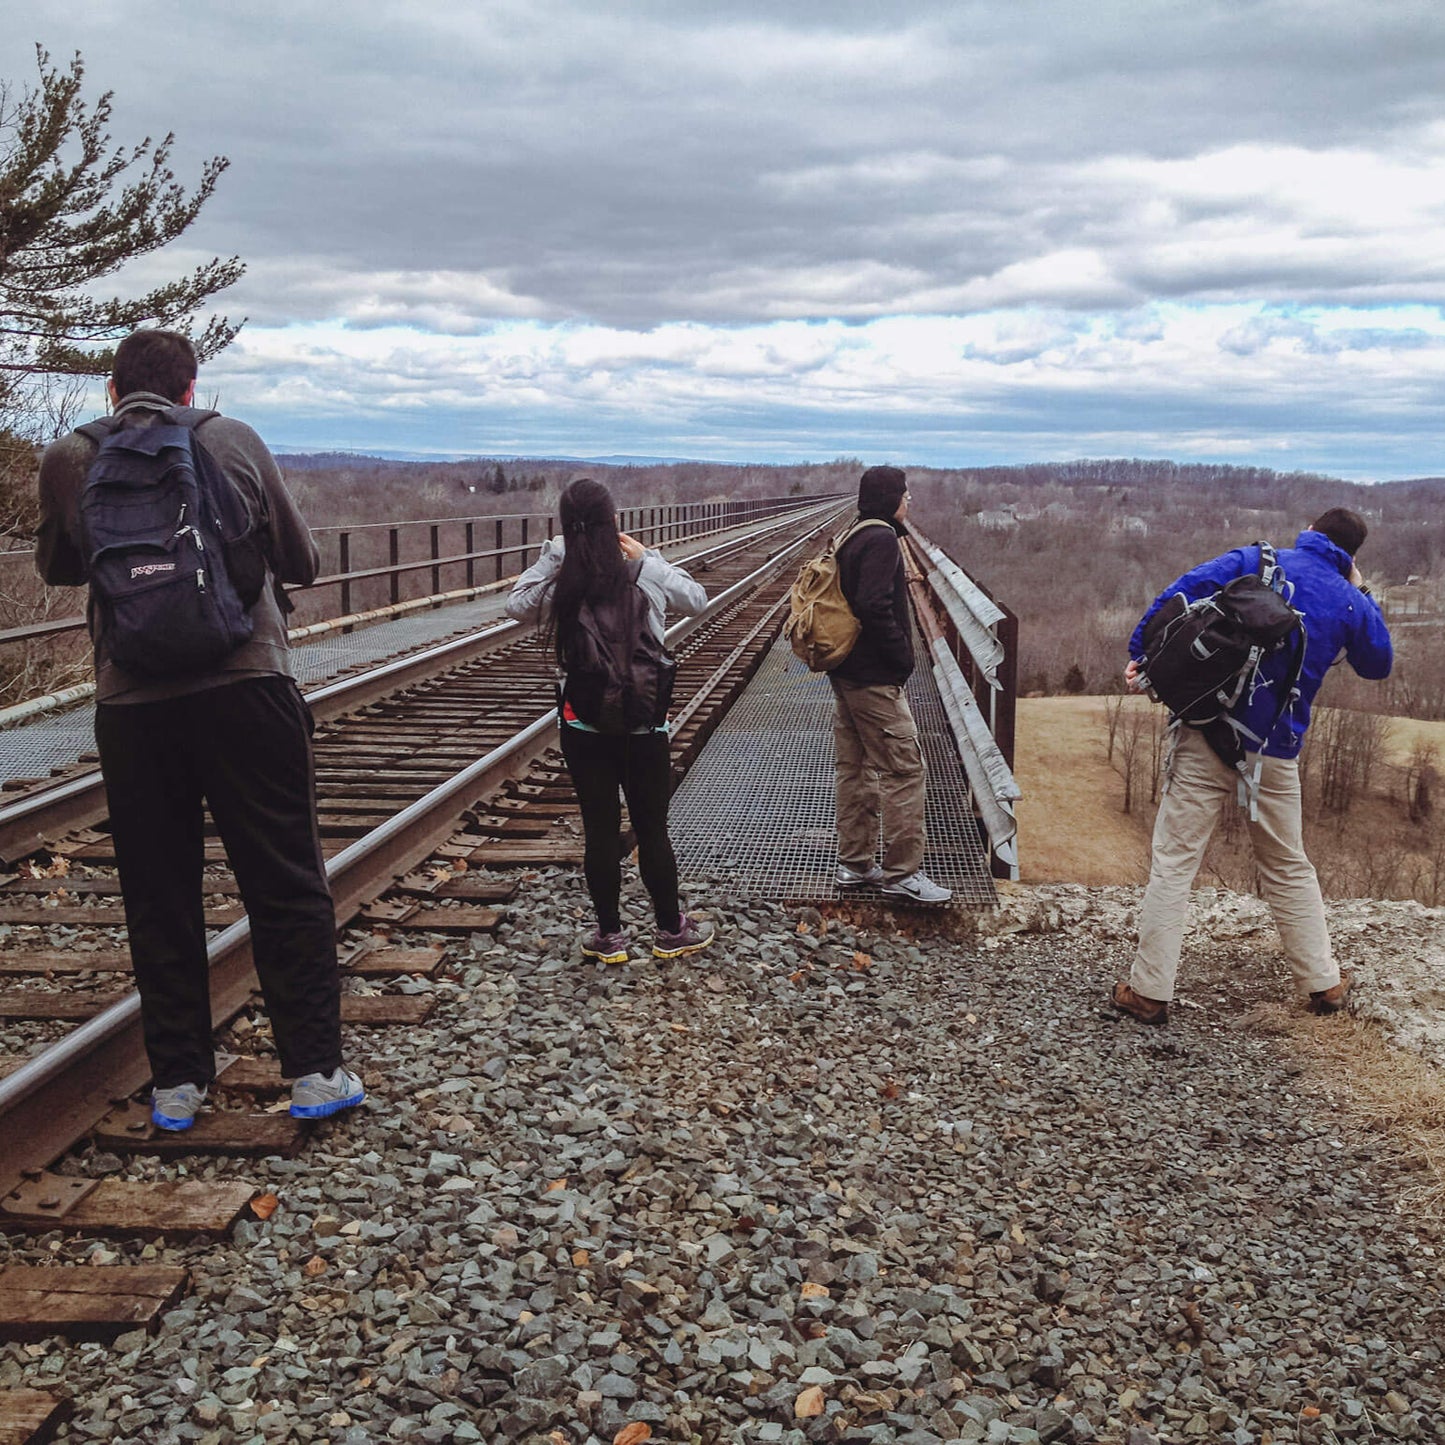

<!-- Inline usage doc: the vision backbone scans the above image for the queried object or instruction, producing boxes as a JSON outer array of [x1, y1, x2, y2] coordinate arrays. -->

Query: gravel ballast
[[1, 874, 1442, 1444]]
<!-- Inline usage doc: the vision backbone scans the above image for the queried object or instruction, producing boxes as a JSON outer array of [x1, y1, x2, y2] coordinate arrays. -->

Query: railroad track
[[0, 499, 845, 1377]]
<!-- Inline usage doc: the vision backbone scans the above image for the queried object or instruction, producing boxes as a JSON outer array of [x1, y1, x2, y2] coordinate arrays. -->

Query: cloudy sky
[[10, 2, 1445, 477]]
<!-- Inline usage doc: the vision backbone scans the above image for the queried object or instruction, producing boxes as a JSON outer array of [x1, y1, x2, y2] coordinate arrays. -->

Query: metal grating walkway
[[670, 634, 997, 907]]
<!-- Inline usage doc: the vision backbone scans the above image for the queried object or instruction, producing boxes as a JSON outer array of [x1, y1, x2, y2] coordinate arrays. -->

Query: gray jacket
[[506, 537, 708, 637], [36, 392, 320, 705]]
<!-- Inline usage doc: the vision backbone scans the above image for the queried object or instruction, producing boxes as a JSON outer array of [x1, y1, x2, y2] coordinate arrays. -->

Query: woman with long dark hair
[[508, 478, 713, 963]]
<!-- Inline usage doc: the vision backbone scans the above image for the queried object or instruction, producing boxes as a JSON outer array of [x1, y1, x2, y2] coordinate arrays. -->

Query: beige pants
[[1131, 725, 1337, 1001], [830, 679, 927, 882]]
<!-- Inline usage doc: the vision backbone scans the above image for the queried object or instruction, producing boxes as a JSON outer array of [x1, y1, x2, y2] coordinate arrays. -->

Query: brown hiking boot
[[1110, 980, 1169, 1026], [1307, 970, 1352, 1016]]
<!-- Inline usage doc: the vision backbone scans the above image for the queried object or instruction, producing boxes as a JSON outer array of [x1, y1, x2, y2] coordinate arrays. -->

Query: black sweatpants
[[94, 675, 342, 1088], [559, 723, 682, 936]]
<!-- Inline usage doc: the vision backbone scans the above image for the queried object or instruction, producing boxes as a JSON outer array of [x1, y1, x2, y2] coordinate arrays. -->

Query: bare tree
[[1311, 707, 1391, 815], [1404, 738, 1438, 824]]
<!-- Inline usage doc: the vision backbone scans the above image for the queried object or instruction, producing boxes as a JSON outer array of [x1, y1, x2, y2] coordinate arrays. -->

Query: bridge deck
[[0, 592, 514, 786], [671, 633, 997, 907]]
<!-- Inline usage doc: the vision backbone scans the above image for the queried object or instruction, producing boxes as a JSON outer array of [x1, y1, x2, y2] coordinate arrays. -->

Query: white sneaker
[[880, 871, 952, 904], [836, 862, 885, 886], [290, 1067, 365, 1119]]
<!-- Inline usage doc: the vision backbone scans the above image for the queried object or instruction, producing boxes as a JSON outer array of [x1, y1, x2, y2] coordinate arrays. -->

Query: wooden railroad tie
[[0, 990, 129, 1022], [0, 1265, 189, 1344], [0, 1388, 73, 1444], [1, 1173, 256, 1241], [462, 838, 585, 865], [0, 904, 241, 928], [394, 870, 517, 903], [92, 1102, 307, 1158], [338, 995, 437, 1025], [0, 950, 132, 976], [346, 945, 447, 978]]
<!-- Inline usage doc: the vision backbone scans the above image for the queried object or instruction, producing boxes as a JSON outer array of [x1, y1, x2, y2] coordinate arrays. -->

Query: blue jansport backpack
[[77, 411, 267, 678]]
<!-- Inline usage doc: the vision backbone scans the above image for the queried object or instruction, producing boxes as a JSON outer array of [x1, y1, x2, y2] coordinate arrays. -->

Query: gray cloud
[[9, 2, 1445, 329]]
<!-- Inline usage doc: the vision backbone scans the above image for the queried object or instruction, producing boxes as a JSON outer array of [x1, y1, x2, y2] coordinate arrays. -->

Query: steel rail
[[0, 498, 844, 863], [0, 504, 844, 1198]]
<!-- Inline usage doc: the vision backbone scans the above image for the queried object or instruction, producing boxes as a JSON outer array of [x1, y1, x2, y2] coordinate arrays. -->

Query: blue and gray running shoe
[[290, 1067, 365, 1119], [151, 1082, 208, 1131]]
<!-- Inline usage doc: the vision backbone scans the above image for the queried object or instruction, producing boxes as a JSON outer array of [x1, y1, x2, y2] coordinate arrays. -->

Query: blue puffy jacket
[[1129, 530, 1393, 758]]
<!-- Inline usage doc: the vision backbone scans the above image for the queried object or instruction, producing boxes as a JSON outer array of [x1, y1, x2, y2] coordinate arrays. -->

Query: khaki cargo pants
[[829, 679, 927, 882], [1131, 725, 1338, 1002]]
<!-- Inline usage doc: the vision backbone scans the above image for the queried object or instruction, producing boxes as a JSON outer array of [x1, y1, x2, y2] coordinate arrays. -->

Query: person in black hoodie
[[828, 466, 951, 903]]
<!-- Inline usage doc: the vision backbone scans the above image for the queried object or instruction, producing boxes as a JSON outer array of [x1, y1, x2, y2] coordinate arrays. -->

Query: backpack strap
[[837, 517, 896, 547]]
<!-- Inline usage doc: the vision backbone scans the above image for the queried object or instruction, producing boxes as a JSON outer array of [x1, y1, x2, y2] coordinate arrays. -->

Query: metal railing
[[907, 522, 1021, 879], [0, 495, 835, 651]]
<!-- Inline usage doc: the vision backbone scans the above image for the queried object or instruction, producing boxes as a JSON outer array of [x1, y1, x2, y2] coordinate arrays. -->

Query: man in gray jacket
[[36, 329, 363, 1129]]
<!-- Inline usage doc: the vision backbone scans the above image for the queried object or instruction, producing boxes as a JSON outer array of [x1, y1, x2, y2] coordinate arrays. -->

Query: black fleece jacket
[[829, 516, 915, 686]]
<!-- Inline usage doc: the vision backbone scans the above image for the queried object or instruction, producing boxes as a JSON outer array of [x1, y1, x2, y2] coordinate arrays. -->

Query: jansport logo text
[[130, 562, 177, 579]]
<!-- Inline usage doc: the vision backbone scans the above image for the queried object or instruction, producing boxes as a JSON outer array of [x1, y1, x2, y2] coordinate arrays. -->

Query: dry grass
[[1247, 1003, 1445, 1218], [1016, 695, 1154, 884]]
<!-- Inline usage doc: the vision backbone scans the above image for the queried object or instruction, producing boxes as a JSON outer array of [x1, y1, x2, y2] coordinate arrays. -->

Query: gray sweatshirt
[[506, 537, 708, 637], [36, 392, 320, 705]]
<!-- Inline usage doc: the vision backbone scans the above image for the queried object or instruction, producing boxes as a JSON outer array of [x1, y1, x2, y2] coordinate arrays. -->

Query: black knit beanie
[[857, 465, 907, 520]]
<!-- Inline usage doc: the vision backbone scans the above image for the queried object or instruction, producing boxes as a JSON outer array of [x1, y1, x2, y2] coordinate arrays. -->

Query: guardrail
[[906, 522, 1021, 879]]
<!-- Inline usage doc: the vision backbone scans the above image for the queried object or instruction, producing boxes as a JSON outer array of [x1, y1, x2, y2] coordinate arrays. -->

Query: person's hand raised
[[618, 532, 646, 561]]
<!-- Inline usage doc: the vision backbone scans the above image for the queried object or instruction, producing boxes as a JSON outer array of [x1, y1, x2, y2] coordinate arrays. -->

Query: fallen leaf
[[881, 1081, 901, 1099], [800, 1281, 830, 1299], [965, 1012, 977, 1023], [852, 951, 872, 969], [1301, 1406, 1321, 1419], [669, 1021, 689, 1033], [788, 970, 806, 984], [795, 1385, 826, 1418], [571, 1249, 590, 1267], [250, 1193, 279, 1221], [796, 921, 812, 934], [549, 1433, 569, 1445], [547, 1177, 568, 1192], [303, 1255, 327, 1278], [613, 1425, 652, 1445]]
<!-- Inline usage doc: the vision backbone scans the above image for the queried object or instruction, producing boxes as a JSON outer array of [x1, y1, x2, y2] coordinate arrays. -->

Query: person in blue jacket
[[1112, 508, 1393, 1026]]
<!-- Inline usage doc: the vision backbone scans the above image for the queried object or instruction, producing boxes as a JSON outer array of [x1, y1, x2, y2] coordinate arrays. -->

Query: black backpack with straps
[[560, 559, 678, 732], [77, 408, 269, 678], [1137, 540, 1307, 774]]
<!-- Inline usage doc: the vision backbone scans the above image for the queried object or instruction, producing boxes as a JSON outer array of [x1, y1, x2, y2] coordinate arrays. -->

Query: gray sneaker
[[152, 1082, 208, 1132], [290, 1067, 365, 1119], [880, 871, 952, 904], [836, 862, 886, 886]]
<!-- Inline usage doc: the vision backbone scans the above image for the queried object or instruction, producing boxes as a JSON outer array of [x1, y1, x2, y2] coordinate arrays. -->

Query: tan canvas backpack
[[783, 518, 895, 672]]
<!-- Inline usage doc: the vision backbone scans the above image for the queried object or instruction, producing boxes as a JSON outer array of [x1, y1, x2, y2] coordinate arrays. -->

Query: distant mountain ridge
[[273, 447, 704, 469]]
